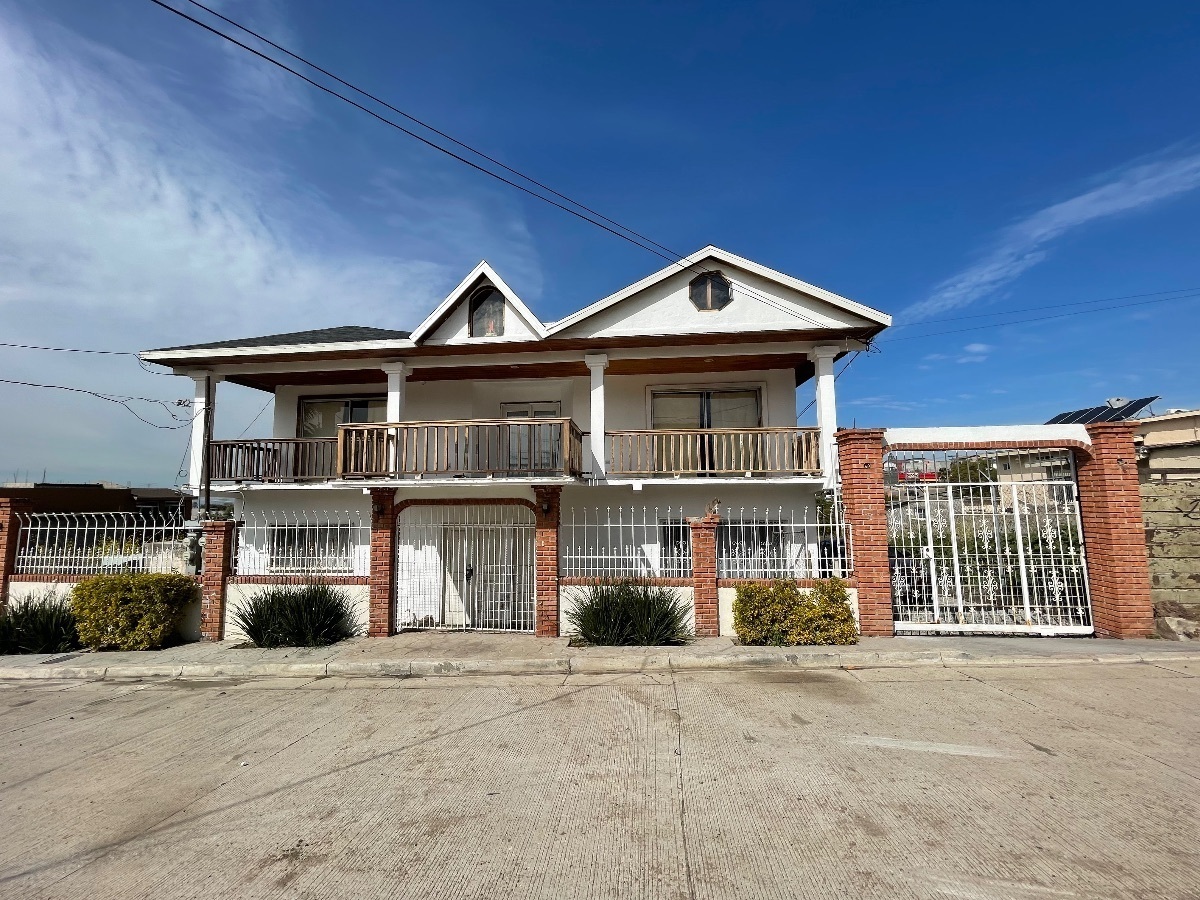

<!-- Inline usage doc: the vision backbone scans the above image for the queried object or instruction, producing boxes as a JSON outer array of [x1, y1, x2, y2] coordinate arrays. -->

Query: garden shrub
[[71, 573, 198, 651], [567, 578, 693, 646], [233, 583, 361, 648], [733, 577, 858, 646], [0, 590, 81, 654]]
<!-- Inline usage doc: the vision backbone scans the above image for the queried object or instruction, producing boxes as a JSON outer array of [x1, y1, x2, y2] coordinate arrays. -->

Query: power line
[[889, 286, 1200, 330], [796, 351, 862, 419], [146, 1, 827, 329], [877, 291, 1200, 344], [236, 396, 274, 438], [0, 378, 197, 430], [0, 341, 133, 355]]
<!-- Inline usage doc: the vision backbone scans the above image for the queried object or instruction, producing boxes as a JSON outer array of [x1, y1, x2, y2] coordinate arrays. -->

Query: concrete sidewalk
[[1, 632, 1198, 680]]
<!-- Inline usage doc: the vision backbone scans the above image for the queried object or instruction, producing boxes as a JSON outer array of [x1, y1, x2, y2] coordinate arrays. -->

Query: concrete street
[[0, 661, 1197, 899]]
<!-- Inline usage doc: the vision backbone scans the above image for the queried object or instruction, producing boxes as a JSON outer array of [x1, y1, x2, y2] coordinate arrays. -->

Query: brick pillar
[[200, 519, 235, 641], [0, 499, 33, 608], [368, 488, 396, 637], [690, 513, 720, 637], [534, 485, 562, 638], [836, 429, 892, 636], [1076, 423, 1154, 638]]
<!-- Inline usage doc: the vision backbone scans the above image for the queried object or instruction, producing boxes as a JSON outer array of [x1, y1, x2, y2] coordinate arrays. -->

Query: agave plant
[[567, 579, 692, 646], [233, 582, 361, 648]]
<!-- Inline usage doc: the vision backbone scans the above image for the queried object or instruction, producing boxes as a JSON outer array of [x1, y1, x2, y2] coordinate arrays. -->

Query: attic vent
[[689, 271, 732, 311]]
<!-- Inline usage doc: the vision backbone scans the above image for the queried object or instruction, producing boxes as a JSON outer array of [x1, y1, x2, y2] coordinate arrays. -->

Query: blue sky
[[1, 0, 1198, 484]]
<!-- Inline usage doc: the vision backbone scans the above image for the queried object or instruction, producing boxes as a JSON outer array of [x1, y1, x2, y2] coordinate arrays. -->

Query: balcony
[[606, 428, 821, 478], [208, 423, 821, 484], [209, 419, 584, 483]]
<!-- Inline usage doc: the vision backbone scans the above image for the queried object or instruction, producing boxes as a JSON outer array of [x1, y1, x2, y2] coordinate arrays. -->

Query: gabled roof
[[409, 261, 548, 343], [545, 245, 891, 336], [150, 326, 412, 354]]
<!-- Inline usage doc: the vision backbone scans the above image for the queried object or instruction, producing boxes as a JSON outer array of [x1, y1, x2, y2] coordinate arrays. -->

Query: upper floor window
[[299, 396, 386, 438], [689, 271, 731, 311], [469, 287, 505, 337]]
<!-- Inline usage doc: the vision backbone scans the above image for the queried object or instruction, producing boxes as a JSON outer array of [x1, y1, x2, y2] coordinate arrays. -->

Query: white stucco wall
[[556, 262, 874, 340], [560, 482, 825, 520], [717, 585, 858, 637], [559, 584, 695, 636], [6, 579, 203, 643], [223, 582, 371, 642]]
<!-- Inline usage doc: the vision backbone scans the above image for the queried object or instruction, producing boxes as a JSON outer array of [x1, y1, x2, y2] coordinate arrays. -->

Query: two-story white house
[[141, 246, 890, 638]]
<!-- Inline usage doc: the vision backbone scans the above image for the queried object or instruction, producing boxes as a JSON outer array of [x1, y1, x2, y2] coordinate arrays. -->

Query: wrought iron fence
[[234, 510, 370, 576], [14, 512, 193, 575], [717, 503, 852, 580], [561, 506, 692, 579]]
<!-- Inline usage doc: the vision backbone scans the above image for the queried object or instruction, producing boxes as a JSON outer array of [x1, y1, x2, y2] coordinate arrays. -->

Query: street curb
[[0, 651, 1196, 682]]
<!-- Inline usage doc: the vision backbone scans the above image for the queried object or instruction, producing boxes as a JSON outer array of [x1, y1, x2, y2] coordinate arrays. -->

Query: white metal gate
[[395, 504, 535, 632], [885, 448, 1092, 635]]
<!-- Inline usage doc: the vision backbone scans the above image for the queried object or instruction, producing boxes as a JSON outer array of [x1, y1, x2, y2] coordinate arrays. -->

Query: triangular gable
[[546, 246, 891, 339], [410, 261, 547, 344]]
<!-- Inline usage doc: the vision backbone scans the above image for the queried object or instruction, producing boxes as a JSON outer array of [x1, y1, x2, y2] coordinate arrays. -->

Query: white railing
[[717, 505, 852, 580], [14, 512, 192, 576], [234, 510, 370, 576], [561, 506, 692, 579]]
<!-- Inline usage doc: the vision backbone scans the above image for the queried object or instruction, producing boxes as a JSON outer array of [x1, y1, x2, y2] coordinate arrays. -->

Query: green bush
[[733, 578, 858, 646], [71, 573, 198, 651], [567, 578, 693, 646], [0, 590, 81, 654], [233, 583, 361, 648]]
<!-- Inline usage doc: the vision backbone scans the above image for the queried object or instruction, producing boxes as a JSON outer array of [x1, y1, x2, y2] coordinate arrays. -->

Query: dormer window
[[689, 271, 731, 311], [469, 286, 505, 337]]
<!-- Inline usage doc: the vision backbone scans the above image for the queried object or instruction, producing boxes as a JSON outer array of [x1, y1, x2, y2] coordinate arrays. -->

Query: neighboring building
[[139, 246, 889, 636], [0, 482, 191, 518], [1136, 410, 1200, 624]]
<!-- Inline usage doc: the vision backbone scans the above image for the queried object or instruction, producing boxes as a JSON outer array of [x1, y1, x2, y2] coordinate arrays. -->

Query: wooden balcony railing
[[338, 419, 585, 479], [209, 438, 338, 482], [606, 428, 822, 477]]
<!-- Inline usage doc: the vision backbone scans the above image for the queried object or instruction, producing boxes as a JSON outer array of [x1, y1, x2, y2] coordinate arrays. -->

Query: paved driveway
[[1, 662, 1197, 899]]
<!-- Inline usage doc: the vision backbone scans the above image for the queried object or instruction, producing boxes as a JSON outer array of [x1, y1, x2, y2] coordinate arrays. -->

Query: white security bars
[[235, 510, 370, 576], [395, 504, 535, 632], [717, 503, 853, 580], [562, 507, 692, 579], [885, 448, 1091, 634], [14, 512, 192, 575]]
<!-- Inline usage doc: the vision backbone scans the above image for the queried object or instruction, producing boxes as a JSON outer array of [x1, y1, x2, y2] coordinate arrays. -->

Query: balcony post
[[381, 362, 408, 421], [812, 346, 838, 487], [187, 371, 222, 507], [584, 353, 608, 478]]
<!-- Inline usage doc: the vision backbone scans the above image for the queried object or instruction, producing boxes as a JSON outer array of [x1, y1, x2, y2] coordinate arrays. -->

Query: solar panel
[[1046, 396, 1157, 425]]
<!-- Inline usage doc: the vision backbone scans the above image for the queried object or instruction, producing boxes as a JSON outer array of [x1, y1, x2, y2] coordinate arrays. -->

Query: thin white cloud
[[0, 6, 538, 484], [207, 0, 314, 123], [905, 149, 1200, 320]]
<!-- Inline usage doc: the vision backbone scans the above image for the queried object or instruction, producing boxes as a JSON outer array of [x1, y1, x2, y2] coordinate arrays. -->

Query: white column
[[187, 371, 220, 497], [812, 345, 838, 487], [584, 353, 608, 477], [381, 362, 409, 421]]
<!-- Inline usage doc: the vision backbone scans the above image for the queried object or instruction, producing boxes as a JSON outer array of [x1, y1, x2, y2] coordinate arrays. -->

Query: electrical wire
[[877, 291, 1200, 344], [145, 0, 827, 329], [236, 397, 274, 438], [888, 286, 1200, 330], [0, 378, 197, 430], [796, 351, 862, 420]]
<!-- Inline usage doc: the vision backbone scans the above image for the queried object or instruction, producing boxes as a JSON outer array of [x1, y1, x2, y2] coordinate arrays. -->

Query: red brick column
[[368, 488, 396, 637], [690, 513, 720, 637], [836, 429, 892, 636], [534, 485, 562, 638], [1076, 423, 1154, 638], [0, 499, 33, 608], [200, 519, 235, 641]]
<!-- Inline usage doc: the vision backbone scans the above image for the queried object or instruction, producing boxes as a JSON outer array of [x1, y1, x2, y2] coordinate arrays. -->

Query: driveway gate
[[885, 448, 1092, 635], [395, 504, 535, 632]]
